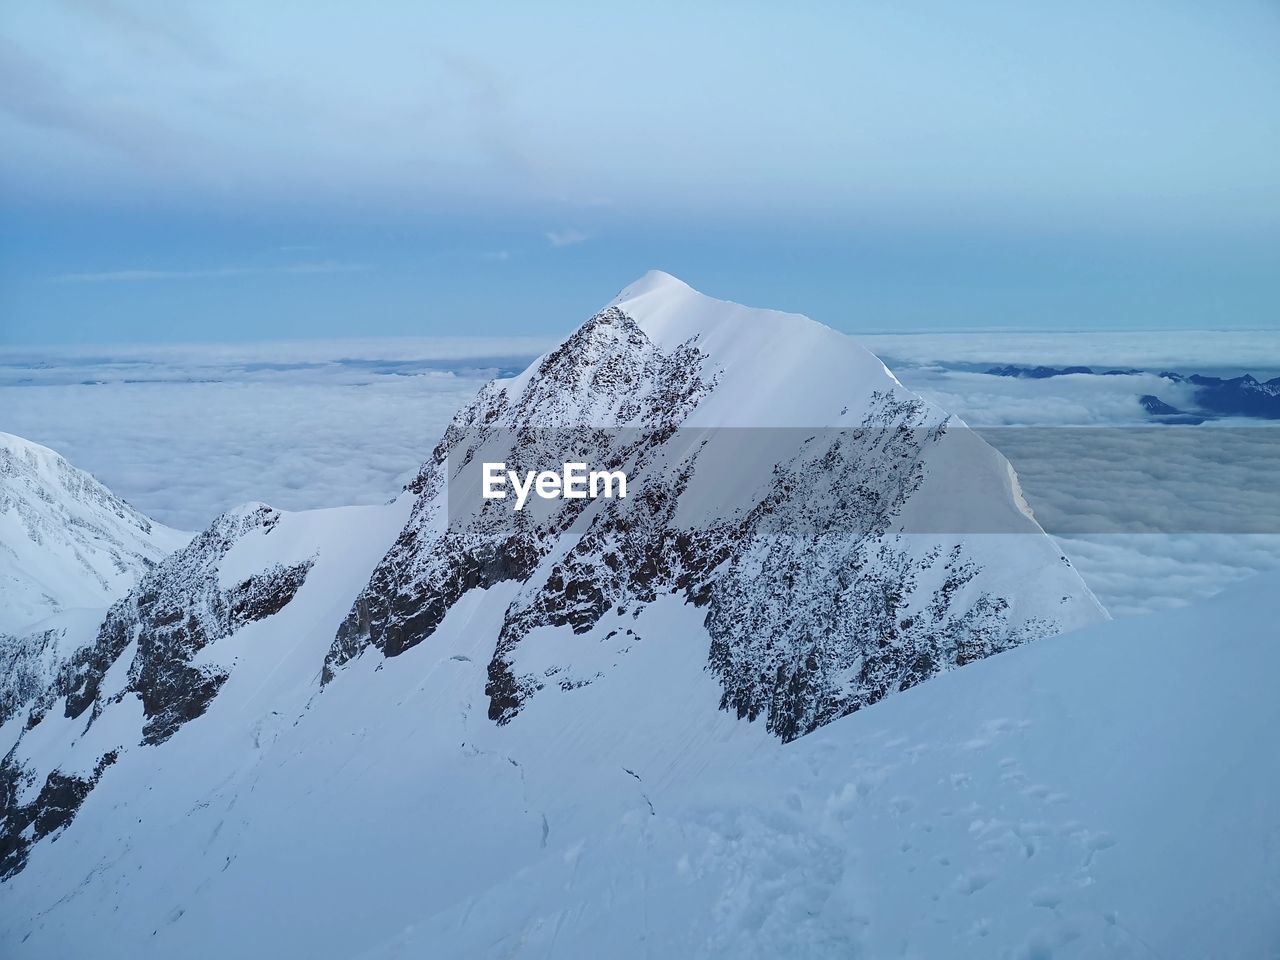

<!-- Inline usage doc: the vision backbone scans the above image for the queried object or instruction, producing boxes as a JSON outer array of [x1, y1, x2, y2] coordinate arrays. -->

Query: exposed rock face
[[0, 504, 311, 878], [479, 392, 1050, 742], [45, 504, 312, 746], [0, 434, 190, 730], [0, 629, 63, 726], [325, 306, 715, 680], [0, 749, 118, 881]]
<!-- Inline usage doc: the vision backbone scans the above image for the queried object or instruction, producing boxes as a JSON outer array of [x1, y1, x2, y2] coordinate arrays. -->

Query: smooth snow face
[[0, 432, 190, 633], [614, 270, 906, 428]]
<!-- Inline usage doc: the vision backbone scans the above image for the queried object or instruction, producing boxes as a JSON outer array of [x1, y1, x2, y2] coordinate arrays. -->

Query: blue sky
[[1, 0, 1278, 344]]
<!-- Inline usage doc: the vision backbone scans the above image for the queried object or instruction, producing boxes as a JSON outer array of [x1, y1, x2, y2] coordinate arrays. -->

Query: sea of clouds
[[869, 330, 1280, 615], [0, 338, 550, 530], [2, 330, 1276, 617]]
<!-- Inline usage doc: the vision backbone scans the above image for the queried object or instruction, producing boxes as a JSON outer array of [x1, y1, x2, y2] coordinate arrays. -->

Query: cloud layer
[[0, 339, 549, 530]]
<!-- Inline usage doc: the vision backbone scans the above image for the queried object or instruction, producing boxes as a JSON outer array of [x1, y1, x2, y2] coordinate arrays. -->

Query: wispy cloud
[[51, 262, 370, 284], [70, 0, 226, 68], [481, 250, 511, 262], [432, 47, 534, 182], [0, 36, 185, 165], [545, 228, 589, 248]]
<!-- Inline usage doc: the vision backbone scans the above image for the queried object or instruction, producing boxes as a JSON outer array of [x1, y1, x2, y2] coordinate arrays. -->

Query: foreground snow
[[3, 565, 1275, 958], [387, 571, 1280, 960]]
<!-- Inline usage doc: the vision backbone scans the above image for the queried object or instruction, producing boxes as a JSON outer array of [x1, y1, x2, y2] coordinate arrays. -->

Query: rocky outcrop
[[481, 392, 1045, 741], [41, 504, 311, 745], [0, 629, 62, 727], [0, 748, 119, 880], [0, 504, 311, 878], [324, 307, 715, 681]]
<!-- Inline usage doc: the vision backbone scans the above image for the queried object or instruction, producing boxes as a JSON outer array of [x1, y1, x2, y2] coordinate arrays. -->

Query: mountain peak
[[324, 278, 1105, 733], [614, 268, 691, 299]]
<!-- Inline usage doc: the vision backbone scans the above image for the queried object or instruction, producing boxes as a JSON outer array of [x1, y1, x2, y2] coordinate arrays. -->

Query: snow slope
[[369, 568, 1280, 960], [0, 431, 189, 633], [0, 273, 1163, 957], [2, 555, 1274, 958]]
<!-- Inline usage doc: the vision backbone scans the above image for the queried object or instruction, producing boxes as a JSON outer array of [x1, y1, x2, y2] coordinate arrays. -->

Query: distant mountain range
[[986, 364, 1280, 421]]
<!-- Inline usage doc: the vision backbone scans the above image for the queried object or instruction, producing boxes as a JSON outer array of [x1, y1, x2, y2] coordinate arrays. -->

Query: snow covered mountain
[[0, 273, 1144, 957], [0, 433, 189, 724], [0, 432, 189, 633]]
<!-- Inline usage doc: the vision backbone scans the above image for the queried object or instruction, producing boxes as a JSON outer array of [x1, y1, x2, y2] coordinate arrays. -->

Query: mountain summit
[[331, 271, 1105, 738]]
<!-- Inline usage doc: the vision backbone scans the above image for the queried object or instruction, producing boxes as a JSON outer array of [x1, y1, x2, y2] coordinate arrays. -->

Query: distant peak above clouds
[[0, 432, 189, 633]]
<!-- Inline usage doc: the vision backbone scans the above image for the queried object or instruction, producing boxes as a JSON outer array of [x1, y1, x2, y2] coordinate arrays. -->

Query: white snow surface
[[0, 431, 189, 633]]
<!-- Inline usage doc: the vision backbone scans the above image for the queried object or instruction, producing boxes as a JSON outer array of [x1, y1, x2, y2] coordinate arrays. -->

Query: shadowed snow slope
[[0, 274, 1148, 957]]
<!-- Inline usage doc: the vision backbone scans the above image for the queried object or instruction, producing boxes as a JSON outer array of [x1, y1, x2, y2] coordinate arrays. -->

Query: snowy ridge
[[0, 432, 189, 633], [0, 497, 410, 878], [1, 522, 1274, 957]]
